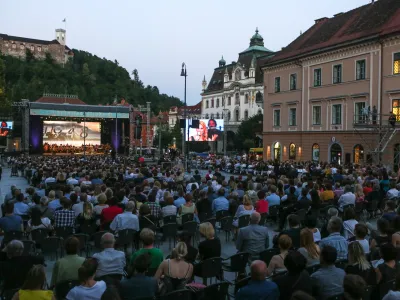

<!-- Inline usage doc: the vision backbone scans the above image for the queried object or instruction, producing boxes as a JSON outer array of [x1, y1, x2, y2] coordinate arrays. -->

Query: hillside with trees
[[0, 49, 183, 113]]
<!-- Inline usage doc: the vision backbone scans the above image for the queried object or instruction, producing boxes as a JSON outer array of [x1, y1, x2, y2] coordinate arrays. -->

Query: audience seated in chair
[[319, 217, 348, 260], [130, 228, 164, 270], [0, 202, 23, 234], [12, 265, 54, 300], [110, 201, 139, 233]]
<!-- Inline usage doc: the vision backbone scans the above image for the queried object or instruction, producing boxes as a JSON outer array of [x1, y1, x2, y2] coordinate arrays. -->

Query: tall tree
[[0, 57, 11, 111], [235, 114, 263, 150]]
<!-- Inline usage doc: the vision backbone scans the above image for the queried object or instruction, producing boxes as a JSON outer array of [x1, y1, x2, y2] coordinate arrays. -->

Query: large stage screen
[[43, 121, 101, 146], [185, 119, 224, 142]]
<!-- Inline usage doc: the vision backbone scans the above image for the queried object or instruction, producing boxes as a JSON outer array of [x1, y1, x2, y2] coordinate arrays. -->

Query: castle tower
[[202, 75, 207, 91], [55, 28, 66, 46]]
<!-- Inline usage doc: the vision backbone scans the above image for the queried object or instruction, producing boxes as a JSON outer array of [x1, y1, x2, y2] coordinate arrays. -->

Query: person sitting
[[101, 196, 123, 230], [236, 260, 279, 300], [12, 265, 54, 300], [304, 215, 321, 243], [267, 235, 292, 276], [382, 200, 397, 222], [338, 185, 356, 212], [370, 218, 390, 250], [212, 188, 229, 215], [266, 185, 280, 207], [177, 194, 197, 225], [173, 189, 186, 208], [320, 183, 335, 202], [386, 181, 399, 199], [0, 240, 45, 291], [130, 228, 164, 271], [155, 242, 194, 295], [343, 207, 358, 240], [93, 233, 126, 278], [196, 190, 212, 220], [110, 201, 139, 233], [47, 190, 61, 211], [13, 193, 29, 217], [354, 223, 370, 254], [311, 246, 345, 299], [273, 251, 313, 299], [144, 194, 161, 220], [298, 228, 320, 266], [66, 258, 107, 299], [94, 193, 109, 224], [0, 202, 23, 234], [53, 197, 75, 229], [50, 236, 86, 287], [232, 195, 255, 232], [236, 212, 269, 260], [139, 204, 157, 229], [119, 253, 158, 300], [319, 217, 348, 260], [161, 196, 178, 218], [279, 214, 301, 249], [376, 242, 398, 284], [198, 222, 221, 261], [343, 274, 366, 300], [255, 190, 269, 214], [177, 232, 198, 264], [345, 241, 376, 285]]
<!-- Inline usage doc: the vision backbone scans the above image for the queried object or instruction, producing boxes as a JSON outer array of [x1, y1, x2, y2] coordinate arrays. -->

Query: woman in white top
[[304, 215, 321, 243], [66, 258, 106, 300], [343, 207, 358, 240], [28, 207, 52, 231], [232, 195, 254, 228]]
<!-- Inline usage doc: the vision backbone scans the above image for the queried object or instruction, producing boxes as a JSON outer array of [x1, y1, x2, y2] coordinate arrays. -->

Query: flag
[[62, 18, 66, 22]]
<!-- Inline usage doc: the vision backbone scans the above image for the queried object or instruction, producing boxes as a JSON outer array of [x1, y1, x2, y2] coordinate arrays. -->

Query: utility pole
[[180, 63, 187, 168]]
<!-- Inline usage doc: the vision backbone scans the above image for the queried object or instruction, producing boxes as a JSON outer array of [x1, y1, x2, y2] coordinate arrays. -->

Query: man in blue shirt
[[319, 216, 348, 260], [236, 260, 279, 300], [266, 185, 280, 207], [212, 188, 229, 214], [173, 190, 186, 208]]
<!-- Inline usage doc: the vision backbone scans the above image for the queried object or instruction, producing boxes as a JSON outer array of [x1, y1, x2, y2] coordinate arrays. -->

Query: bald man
[[236, 212, 269, 260], [236, 260, 279, 300]]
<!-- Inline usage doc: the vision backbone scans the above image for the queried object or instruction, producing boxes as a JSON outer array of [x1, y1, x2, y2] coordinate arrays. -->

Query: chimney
[[315, 17, 328, 24]]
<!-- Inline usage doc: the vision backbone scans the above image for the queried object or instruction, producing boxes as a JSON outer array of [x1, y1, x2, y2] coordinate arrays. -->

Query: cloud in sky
[[0, 0, 368, 105]]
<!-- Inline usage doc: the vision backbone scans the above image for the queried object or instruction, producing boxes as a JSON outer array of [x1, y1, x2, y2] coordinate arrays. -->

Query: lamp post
[[158, 115, 162, 159], [180, 62, 187, 168], [140, 138, 143, 156], [83, 111, 86, 158], [223, 108, 229, 157]]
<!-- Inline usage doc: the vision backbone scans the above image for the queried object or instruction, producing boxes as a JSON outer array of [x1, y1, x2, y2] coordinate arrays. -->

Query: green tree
[[235, 114, 263, 150], [0, 57, 11, 111]]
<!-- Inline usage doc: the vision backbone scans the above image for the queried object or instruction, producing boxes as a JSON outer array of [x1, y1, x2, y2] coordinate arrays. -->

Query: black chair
[[2, 288, 20, 300], [159, 289, 195, 300], [80, 223, 97, 235], [3, 230, 23, 245], [335, 259, 348, 270], [195, 257, 222, 286], [233, 276, 251, 295], [204, 217, 216, 229], [366, 200, 379, 218], [182, 213, 194, 224], [220, 216, 234, 242], [216, 210, 230, 221], [363, 285, 374, 300], [163, 223, 178, 249], [238, 215, 250, 229], [116, 229, 136, 252], [198, 212, 212, 223], [305, 264, 320, 275], [31, 228, 50, 247], [182, 221, 198, 243], [73, 233, 90, 256], [22, 240, 36, 256], [199, 281, 230, 300], [41, 237, 63, 260], [379, 279, 396, 299], [163, 215, 177, 224], [55, 280, 80, 299], [266, 206, 279, 223], [259, 212, 267, 226], [327, 294, 343, 300], [259, 248, 279, 266], [91, 231, 108, 251], [55, 226, 74, 240], [222, 252, 249, 281]]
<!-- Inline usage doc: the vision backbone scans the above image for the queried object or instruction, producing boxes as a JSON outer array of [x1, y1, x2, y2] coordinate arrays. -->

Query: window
[[205, 114, 209, 119], [314, 68, 321, 87], [235, 69, 241, 81], [5, 42, 8, 47], [244, 110, 249, 121], [211, 99, 214, 108], [20, 44, 24, 50], [37, 46, 42, 52], [273, 110, 281, 127], [228, 97, 231, 106], [394, 53, 400, 74], [332, 104, 342, 125], [30, 45, 34, 51], [216, 113, 220, 119], [312, 144, 320, 162], [289, 143, 296, 160], [333, 64, 342, 84], [12, 43, 16, 49], [222, 98, 225, 106], [235, 109, 240, 122], [355, 102, 366, 123], [289, 108, 296, 126], [275, 77, 281, 92], [235, 93, 240, 105], [290, 74, 297, 90], [206, 101, 209, 109], [356, 60, 366, 80], [392, 100, 400, 121], [210, 113, 214, 119], [257, 109, 262, 115], [227, 111, 231, 121], [245, 94, 249, 104], [216, 98, 219, 108], [312, 106, 321, 125]]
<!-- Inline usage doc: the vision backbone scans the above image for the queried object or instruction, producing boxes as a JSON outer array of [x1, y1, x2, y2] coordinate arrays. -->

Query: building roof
[[35, 94, 87, 105], [0, 33, 60, 45], [266, 0, 400, 66], [240, 28, 272, 54], [178, 101, 202, 114]]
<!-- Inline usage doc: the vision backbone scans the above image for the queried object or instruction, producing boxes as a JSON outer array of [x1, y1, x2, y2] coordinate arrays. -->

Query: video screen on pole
[[0, 121, 13, 137], [185, 119, 224, 142], [43, 121, 101, 146]]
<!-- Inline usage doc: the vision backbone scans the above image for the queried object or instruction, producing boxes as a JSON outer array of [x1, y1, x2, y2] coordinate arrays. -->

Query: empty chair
[[182, 213, 194, 224], [379, 279, 396, 299], [199, 281, 230, 300], [216, 210, 230, 221], [55, 226, 73, 240], [220, 216, 234, 242], [194, 257, 222, 286], [41, 237, 63, 260], [222, 252, 249, 281], [22, 240, 36, 256], [55, 280, 80, 300], [163, 215, 177, 224], [163, 223, 178, 249], [31, 228, 49, 247], [80, 223, 97, 236], [238, 214, 251, 229], [116, 229, 136, 252], [73, 233, 90, 256]]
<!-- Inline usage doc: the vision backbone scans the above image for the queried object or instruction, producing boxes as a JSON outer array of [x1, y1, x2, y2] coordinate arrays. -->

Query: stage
[[43, 152, 107, 156]]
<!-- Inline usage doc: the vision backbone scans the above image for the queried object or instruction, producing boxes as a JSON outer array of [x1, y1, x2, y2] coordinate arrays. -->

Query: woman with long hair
[[298, 229, 320, 266], [28, 207, 52, 231], [267, 234, 292, 275], [354, 184, 365, 203], [345, 242, 376, 285], [232, 195, 254, 233], [12, 265, 54, 300], [66, 258, 106, 299]]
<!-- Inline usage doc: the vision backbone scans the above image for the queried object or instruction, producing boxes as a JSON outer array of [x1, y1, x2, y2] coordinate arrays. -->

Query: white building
[[201, 29, 274, 135]]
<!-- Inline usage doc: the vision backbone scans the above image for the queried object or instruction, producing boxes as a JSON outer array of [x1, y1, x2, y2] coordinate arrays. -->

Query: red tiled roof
[[267, 0, 400, 65], [178, 101, 202, 114], [35, 96, 86, 105]]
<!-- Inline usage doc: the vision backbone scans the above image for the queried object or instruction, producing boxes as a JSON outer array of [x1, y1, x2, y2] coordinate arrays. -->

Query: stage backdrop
[[43, 121, 101, 146]]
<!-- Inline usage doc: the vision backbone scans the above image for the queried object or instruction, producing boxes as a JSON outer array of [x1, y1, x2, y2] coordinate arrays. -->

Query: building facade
[[0, 29, 73, 64], [262, 0, 400, 167], [168, 102, 202, 128], [201, 29, 274, 137]]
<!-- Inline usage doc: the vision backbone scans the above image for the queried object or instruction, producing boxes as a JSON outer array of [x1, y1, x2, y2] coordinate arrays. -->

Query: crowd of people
[[42, 143, 112, 155], [1, 154, 400, 299]]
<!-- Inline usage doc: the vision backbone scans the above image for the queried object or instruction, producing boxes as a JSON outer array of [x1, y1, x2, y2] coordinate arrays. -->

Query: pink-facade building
[[262, 0, 400, 167]]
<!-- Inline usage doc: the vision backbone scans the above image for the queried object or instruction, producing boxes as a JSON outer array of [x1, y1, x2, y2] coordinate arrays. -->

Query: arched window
[[353, 144, 364, 164], [222, 98, 225, 106], [244, 110, 249, 121], [205, 114, 209, 119], [227, 111, 231, 121], [235, 108, 240, 122], [257, 109, 262, 115], [206, 100, 209, 109], [312, 144, 320, 162], [245, 94, 249, 104], [216, 113, 220, 119], [216, 98, 220, 108], [235, 69, 241, 81], [211, 113, 214, 119], [273, 142, 281, 161], [289, 143, 296, 160], [228, 97, 231, 106], [235, 93, 240, 105], [211, 99, 214, 108]]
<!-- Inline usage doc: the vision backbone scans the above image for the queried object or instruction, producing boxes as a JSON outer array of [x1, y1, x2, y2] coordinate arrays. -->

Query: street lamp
[[181, 62, 187, 168], [158, 115, 162, 159], [83, 111, 86, 158]]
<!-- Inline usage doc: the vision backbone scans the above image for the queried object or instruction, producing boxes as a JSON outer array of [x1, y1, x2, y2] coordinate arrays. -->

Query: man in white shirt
[[386, 182, 399, 199], [71, 193, 92, 217], [110, 201, 139, 232], [66, 174, 78, 185], [338, 185, 356, 212], [93, 233, 126, 277], [44, 172, 56, 185]]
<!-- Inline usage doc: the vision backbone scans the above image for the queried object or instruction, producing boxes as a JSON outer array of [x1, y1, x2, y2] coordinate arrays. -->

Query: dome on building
[[219, 55, 226, 67], [240, 28, 272, 54]]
